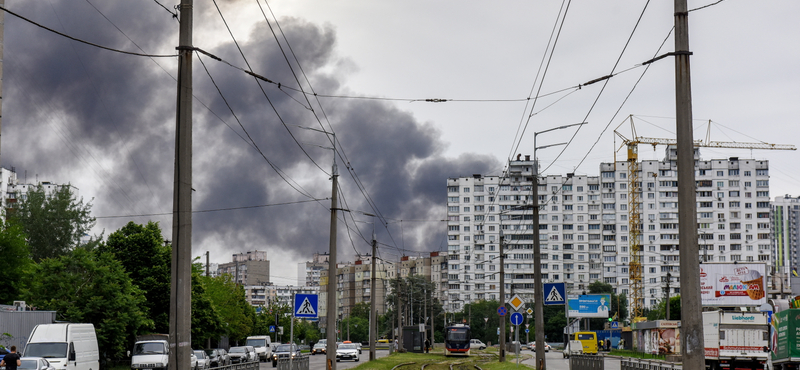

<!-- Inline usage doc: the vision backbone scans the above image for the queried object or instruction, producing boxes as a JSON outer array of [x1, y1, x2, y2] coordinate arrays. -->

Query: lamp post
[[532, 122, 587, 370]]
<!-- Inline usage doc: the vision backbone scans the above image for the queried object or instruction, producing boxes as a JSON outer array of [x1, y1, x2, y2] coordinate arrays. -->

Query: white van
[[23, 323, 99, 370], [130, 339, 169, 370], [245, 336, 272, 362]]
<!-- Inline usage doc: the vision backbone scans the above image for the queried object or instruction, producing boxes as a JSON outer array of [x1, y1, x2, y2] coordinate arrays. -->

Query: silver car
[[193, 350, 210, 370], [19, 357, 55, 370], [228, 346, 249, 363]]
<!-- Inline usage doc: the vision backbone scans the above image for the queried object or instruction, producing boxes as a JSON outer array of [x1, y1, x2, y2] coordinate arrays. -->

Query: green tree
[[10, 184, 95, 262], [191, 264, 223, 348], [97, 222, 171, 333], [0, 223, 32, 304], [646, 295, 681, 321], [23, 248, 152, 362], [202, 274, 254, 344]]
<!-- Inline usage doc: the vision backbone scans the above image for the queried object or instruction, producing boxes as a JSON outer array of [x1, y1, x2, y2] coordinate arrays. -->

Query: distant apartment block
[[446, 148, 772, 311], [218, 250, 270, 286]]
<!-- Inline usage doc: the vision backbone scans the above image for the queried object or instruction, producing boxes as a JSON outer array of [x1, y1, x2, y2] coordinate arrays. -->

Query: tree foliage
[[646, 295, 681, 321], [0, 223, 32, 304], [97, 222, 171, 333], [23, 249, 152, 362], [202, 274, 254, 344], [10, 184, 95, 262]]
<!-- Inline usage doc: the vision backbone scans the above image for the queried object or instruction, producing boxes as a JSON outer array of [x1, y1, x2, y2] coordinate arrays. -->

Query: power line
[[95, 198, 327, 219], [0, 5, 177, 57]]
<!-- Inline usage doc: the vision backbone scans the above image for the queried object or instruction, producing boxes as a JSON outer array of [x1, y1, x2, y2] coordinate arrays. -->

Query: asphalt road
[[519, 350, 621, 370]]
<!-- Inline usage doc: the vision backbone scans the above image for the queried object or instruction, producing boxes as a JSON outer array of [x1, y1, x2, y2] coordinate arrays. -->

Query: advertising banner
[[700, 263, 767, 306], [567, 294, 611, 318]]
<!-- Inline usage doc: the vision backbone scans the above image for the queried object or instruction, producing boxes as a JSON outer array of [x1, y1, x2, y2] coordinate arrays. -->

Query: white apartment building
[[447, 148, 772, 313]]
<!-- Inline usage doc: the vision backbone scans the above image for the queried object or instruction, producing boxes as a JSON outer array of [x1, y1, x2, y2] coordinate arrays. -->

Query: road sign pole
[[290, 292, 295, 370]]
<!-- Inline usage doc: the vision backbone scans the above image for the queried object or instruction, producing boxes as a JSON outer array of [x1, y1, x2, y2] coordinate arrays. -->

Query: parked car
[[228, 346, 250, 363], [18, 357, 55, 370], [204, 349, 221, 367], [193, 350, 210, 370], [335, 343, 359, 362], [529, 341, 551, 352], [311, 343, 326, 355], [469, 339, 487, 350], [245, 346, 256, 362], [190, 352, 198, 369], [216, 348, 230, 366], [271, 344, 301, 367]]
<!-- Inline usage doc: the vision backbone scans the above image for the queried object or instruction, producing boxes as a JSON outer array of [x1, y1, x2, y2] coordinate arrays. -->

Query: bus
[[444, 324, 471, 356], [573, 331, 598, 355]]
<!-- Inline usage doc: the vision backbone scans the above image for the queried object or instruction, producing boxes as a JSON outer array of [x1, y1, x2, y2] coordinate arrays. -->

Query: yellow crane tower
[[614, 115, 796, 321]]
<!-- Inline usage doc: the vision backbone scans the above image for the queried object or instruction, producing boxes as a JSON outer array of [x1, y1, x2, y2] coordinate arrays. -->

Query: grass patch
[[349, 350, 534, 370], [609, 349, 666, 360]]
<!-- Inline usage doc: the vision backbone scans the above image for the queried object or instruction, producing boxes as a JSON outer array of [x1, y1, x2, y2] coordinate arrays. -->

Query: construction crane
[[613, 115, 796, 321]]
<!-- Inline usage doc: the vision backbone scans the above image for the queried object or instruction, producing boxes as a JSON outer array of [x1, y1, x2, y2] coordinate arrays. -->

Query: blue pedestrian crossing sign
[[610, 321, 620, 329], [269, 325, 276, 333], [543, 282, 566, 305], [510, 312, 524, 326], [294, 294, 318, 318]]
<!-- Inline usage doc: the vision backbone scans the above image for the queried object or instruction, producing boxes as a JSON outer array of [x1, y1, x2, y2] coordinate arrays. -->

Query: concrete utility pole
[[396, 262, 403, 352], [674, 0, 704, 368], [0, 0, 5, 166], [532, 157, 545, 369], [169, 2, 193, 370], [325, 159, 339, 370], [499, 231, 506, 362], [369, 235, 377, 361]]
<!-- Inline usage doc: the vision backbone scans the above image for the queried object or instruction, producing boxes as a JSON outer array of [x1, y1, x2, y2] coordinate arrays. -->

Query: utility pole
[[205, 251, 210, 277], [369, 235, 377, 360], [674, 1, 703, 368], [532, 157, 545, 369], [396, 262, 403, 352], [499, 231, 506, 362], [325, 158, 339, 370], [0, 0, 4, 167], [169, 2, 192, 370], [664, 272, 671, 320]]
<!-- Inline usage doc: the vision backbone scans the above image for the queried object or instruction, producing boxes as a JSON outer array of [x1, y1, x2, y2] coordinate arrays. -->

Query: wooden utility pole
[[169, 2, 193, 370], [674, 0, 704, 368], [325, 160, 339, 370]]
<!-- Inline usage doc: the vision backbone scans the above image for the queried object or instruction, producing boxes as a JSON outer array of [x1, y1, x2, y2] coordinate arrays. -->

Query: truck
[[130, 335, 169, 370], [23, 323, 99, 370], [769, 308, 800, 370], [245, 336, 272, 362], [703, 310, 769, 370]]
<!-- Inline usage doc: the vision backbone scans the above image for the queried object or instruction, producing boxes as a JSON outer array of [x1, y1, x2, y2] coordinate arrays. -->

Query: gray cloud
[[2, 1, 500, 269]]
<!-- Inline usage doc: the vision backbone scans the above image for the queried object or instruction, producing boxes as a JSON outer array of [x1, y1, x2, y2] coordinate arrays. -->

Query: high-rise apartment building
[[297, 252, 330, 287], [771, 195, 800, 286], [218, 250, 270, 286], [447, 148, 772, 312]]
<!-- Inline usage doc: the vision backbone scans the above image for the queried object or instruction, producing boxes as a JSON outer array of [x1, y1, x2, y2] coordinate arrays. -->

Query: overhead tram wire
[[195, 54, 319, 201], [211, 0, 329, 176], [539, 27, 674, 207], [0, 5, 177, 57], [94, 198, 327, 219], [541, 0, 653, 174], [508, 0, 571, 162]]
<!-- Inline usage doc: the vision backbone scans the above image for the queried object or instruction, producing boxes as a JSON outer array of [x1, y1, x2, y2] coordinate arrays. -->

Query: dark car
[[271, 344, 301, 367], [204, 349, 222, 367], [228, 346, 250, 364]]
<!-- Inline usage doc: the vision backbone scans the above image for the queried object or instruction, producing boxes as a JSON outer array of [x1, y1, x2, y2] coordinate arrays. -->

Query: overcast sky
[[2, 1, 798, 285]]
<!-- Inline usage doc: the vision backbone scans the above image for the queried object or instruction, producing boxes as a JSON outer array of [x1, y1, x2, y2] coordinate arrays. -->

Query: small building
[[631, 320, 680, 355]]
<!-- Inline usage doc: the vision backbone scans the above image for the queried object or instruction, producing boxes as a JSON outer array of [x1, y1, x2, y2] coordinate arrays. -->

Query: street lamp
[[532, 122, 587, 369]]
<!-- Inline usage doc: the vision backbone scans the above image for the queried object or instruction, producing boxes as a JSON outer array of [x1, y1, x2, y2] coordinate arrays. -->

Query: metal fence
[[570, 355, 604, 370], [276, 356, 309, 370], [621, 358, 682, 370], [211, 361, 260, 370]]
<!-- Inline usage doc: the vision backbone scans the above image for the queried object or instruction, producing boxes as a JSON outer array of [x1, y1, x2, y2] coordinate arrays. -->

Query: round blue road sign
[[510, 312, 524, 326]]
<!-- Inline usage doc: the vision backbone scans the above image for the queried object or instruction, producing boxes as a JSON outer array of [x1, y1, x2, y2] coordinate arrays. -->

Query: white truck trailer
[[703, 310, 770, 370]]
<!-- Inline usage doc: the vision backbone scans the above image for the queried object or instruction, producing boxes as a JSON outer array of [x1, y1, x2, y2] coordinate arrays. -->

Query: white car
[[469, 339, 487, 350], [193, 350, 210, 370], [19, 357, 56, 370], [563, 340, 584, 358], [190, 352, 197, 369], [530, 341, 551, 352], [335, 343, 359, 362]]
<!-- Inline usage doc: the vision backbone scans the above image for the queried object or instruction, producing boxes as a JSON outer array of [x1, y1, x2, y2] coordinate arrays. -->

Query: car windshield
[[229, 348, 245, 353], [18, 359, 44, 370], [24, 343, 68, 358], [338, 344, 356, 350], [193, 351, 205, 358], [275, 345, 295, 352], [204, 350, 216, 356], [246, 339, 266, 347], [313, 344, 325, 348], [133, 342, 166, 355]]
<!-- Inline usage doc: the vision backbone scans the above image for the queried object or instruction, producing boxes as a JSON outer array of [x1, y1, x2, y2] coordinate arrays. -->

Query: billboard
[[567, 294, 611, 318], [700, 263, 766, 306]]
